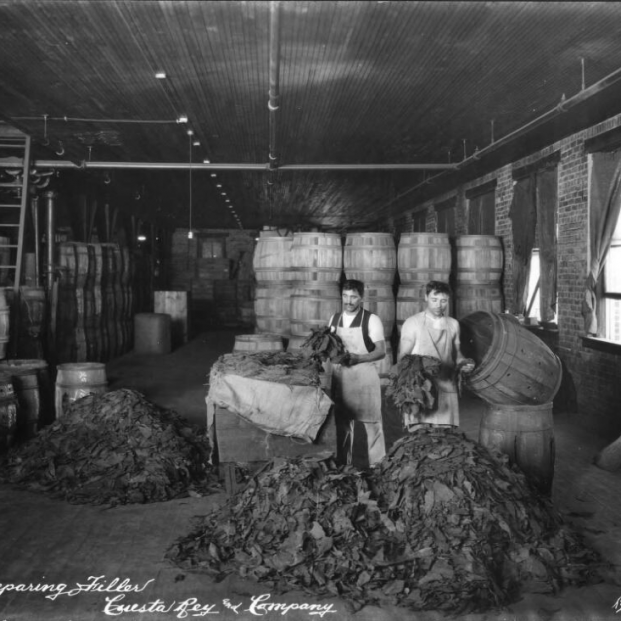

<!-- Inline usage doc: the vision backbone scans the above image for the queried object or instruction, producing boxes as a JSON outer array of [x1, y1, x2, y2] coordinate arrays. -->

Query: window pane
[[605, 298, 621, 343], [604, 245, 621, 294], [526, 250, 540, 319]]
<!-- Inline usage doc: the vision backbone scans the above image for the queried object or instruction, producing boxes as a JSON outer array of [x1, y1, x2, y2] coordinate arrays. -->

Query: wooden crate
[[215, 405, 336, 494]]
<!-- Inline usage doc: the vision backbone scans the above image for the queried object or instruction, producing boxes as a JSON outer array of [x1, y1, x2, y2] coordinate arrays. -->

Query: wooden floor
[[1, 329, 621, 621]]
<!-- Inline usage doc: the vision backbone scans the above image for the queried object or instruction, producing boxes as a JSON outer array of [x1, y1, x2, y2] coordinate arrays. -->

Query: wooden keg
[[343, 232, 396, 284], [479, 402, 555, 495], [290, 232, 343, 283], [254, 283, 291, 334], [290, 282, 341, 336], [134, 313, 171, 354], [0, 237, 11, 286], [0, 372, 18, 451], [460, 311, 562, 405], [59, 242, 92, 289], [454, 284, 504, 319], [364, 284, 396, 339], [397, 232, 451, 284], [286, 334, 309, 351], [454, 235, 504, 285], [55, 362, 108, 418], [233, 334, 284, 353], [18, 287, 46, 338], [0, 359, 48, 439], [253, 231, 293, 283], [0, 288, 10, 360]]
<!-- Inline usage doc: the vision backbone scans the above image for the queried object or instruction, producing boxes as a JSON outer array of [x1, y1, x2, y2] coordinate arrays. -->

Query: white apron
[[410, 314, 459, 426], [331, 318, 382, 423]]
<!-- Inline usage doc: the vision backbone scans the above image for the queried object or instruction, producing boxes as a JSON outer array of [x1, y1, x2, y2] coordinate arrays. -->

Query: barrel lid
[[0, 359, 48, 374]]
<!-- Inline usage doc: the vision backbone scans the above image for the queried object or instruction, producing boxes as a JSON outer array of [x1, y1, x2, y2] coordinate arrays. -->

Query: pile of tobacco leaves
[[386, 354, 441, 427], [167, 426, 605, 614], [0, 389, 219, 505], [301, 326, 349, 364], [210, 351, 323, 386]]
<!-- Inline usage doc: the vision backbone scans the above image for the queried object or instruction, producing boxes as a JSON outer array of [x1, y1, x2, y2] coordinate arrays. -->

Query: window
[[412, 210, 426, 232], [603, 210, 621, 342], [435, 197, 456, 236], [588, 150, 621, 342], [200, 237, 224, 259], [466, 181, 497, 234]]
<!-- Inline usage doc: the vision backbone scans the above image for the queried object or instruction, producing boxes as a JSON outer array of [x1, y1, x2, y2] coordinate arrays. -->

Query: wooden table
[[214, 404, 336, 495]]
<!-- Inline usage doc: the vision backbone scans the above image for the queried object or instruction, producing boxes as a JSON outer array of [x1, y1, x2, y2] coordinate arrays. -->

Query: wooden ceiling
[[1, 1, 621, 231]]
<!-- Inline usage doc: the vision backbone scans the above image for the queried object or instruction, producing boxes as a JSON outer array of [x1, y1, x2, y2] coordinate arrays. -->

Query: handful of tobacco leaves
[[301, 326, 350, 364], [386, 354, 441, 428]]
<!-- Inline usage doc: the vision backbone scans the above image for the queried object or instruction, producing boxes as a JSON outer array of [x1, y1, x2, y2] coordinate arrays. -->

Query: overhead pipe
[[2, 160, 456, 171], [377, 64, 621, 213], [268, 0, 281, 171], [456, 64, 621, 170]]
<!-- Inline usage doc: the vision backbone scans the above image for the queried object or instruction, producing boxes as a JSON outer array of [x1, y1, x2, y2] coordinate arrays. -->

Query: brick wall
[[386, 114, 621, 439]]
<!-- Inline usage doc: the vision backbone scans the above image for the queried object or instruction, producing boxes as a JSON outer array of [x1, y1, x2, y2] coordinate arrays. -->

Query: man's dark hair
[[426, 280, 452, 296], [342, 279, 364, 297]]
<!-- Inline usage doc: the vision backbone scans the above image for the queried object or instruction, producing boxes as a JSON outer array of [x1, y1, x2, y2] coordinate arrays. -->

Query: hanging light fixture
[[187, 130, 194, 239]]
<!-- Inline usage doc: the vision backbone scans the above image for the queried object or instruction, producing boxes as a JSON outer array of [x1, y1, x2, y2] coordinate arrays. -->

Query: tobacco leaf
[[0, 389, 219, 505], [167, 427, 606, 615]]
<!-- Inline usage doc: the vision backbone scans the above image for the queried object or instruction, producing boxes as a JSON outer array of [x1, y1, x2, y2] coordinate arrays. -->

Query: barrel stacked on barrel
[[56, 242, 134, 363]]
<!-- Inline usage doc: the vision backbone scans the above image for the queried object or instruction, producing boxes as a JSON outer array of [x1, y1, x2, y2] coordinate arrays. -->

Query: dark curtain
[[582, 152, 621, 335], [509, 174, 537, 313], [536, 167, 558, 322]]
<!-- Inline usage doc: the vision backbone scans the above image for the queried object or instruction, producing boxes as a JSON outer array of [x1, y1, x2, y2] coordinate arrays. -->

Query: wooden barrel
[[233, 334, 284, 353], [454, 283, 504, 319], [254, 283, 292, 335], [397, 232, 451, 284], [134, 313, 171, 354], [253, 231, 293, 283], [290, 282, 342, 336], [364, 284, 396, 339], [18, 287, 46, 338], [479, 402, 555, 495], [290, 233, 343, 283], [460, 311, 562, 405], [454, 235, 503, 285], [0, 359, 48, 439], [55, 362, 108, 418], [0, 236, 11, 286], [90, 243, 104, 288], [285, 334, 309, 351], [343, 232, 396, 284], [0, 372, 18, 451], [0, 288, 10, 359], [154, 291, 189, 349], [59, 242, 93, 289]]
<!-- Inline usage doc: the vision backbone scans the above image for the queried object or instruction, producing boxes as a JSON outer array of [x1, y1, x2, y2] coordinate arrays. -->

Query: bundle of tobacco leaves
[[167, 427, 605, 615], [0, 389, 218, 505], [386, 355, 441, 427], [301, 326, 349, 364], [210, 351, 323, 386]]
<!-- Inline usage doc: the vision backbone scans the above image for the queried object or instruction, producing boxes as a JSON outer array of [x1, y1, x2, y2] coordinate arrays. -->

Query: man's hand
[[458, 358, 475, 375], [345, 353, 360, 366]]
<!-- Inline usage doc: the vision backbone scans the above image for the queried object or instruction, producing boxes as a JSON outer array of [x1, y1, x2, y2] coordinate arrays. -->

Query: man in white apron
[[398, 281, 474, 426], [329, 279, 387, 467]]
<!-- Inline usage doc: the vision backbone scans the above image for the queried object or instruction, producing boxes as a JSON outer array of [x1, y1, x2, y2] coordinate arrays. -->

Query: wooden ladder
[[0, 125, 32, 295]]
